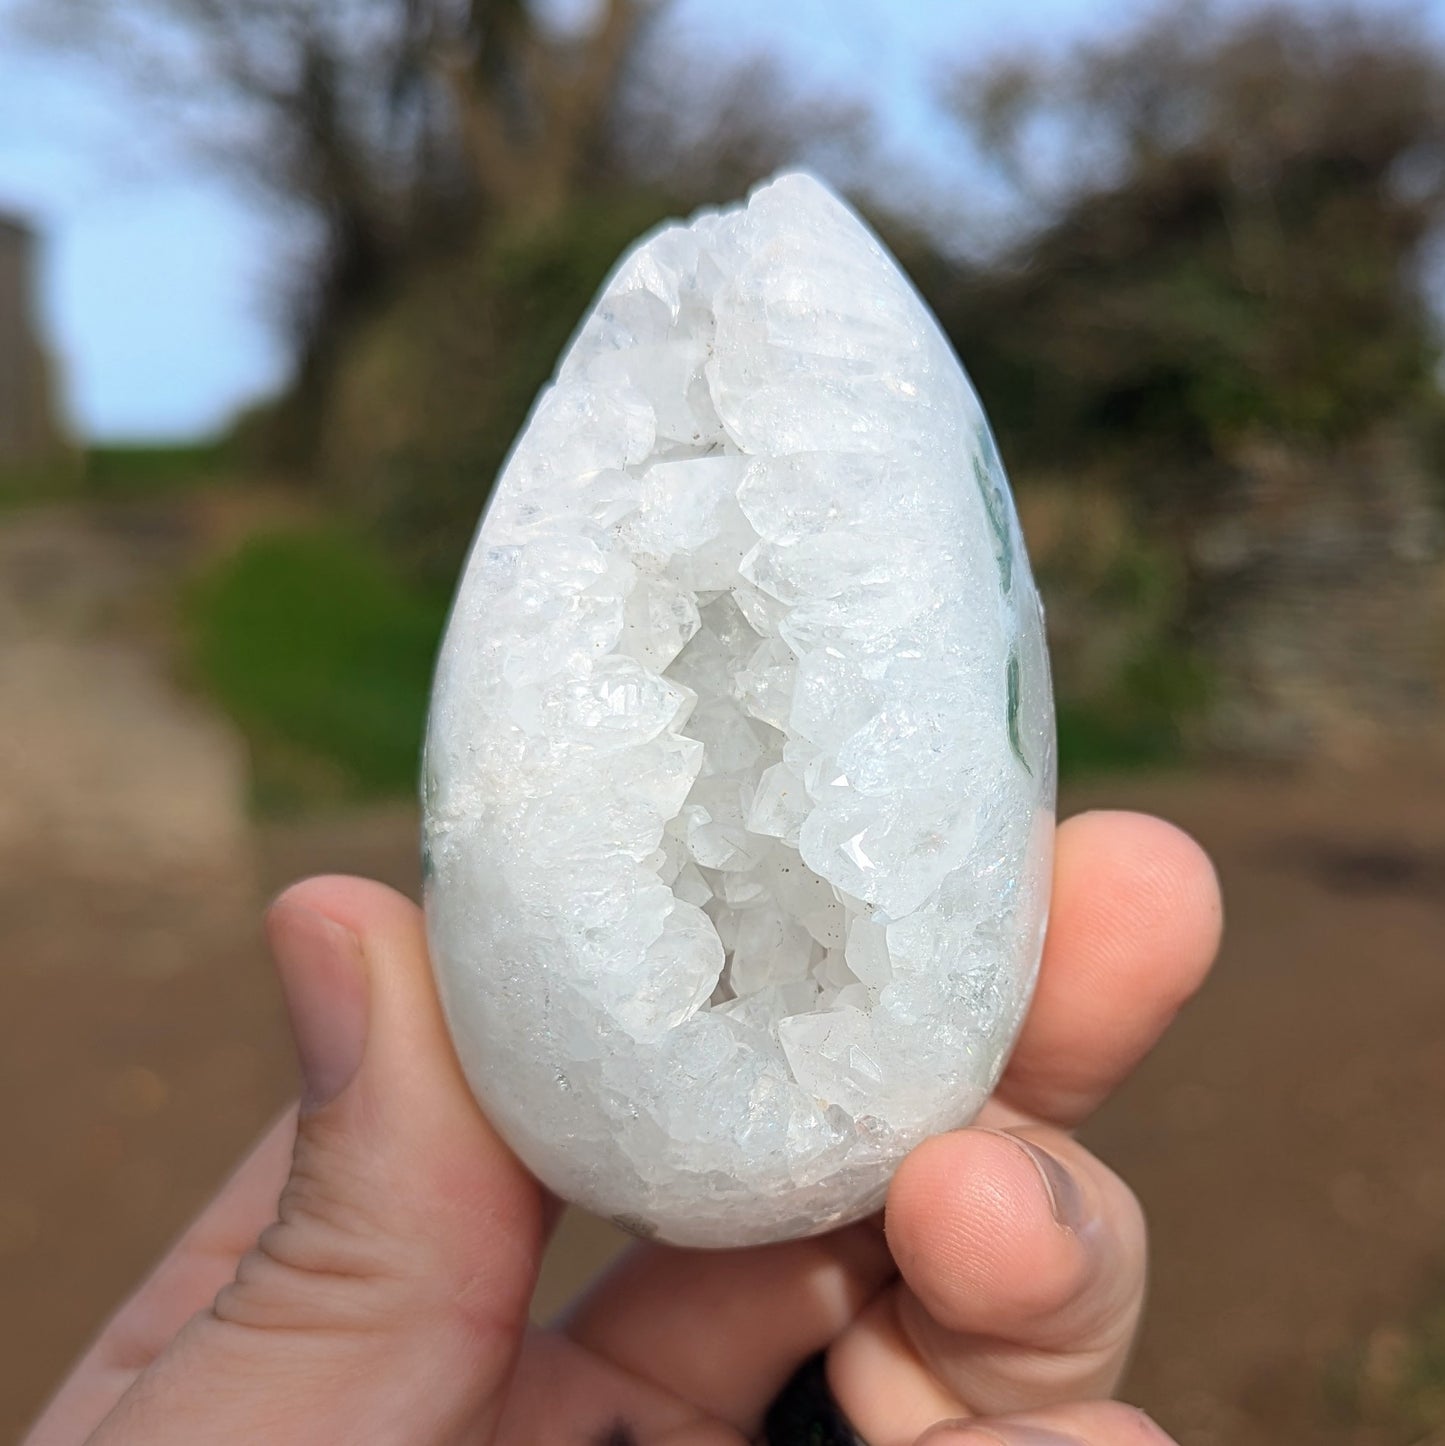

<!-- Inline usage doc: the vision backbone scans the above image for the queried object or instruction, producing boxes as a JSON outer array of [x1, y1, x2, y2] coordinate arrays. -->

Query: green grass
[[85, 441, 234, 496], [0, 456, 83, 508], [1056, 702, 1183, 774], [1055, 643, 1209, 775], [0, 441, 234, 508], [186, 527, 449, 814]]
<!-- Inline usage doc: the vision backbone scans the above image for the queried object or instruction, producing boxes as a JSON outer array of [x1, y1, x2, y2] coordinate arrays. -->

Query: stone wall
[[0, 215, 66, 469], [1194, 429, 1444, 764], [1018, 433, 1445, 767]]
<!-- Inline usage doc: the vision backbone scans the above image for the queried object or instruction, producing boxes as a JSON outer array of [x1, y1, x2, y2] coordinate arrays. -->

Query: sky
[[0, 0, 1439, 441]]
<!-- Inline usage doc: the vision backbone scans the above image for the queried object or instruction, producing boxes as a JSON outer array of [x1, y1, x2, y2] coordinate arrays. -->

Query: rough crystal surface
[[423, 173, 1055, 1248]]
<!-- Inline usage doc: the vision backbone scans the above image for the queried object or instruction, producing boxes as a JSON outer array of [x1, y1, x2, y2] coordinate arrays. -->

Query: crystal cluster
[[423, 173, 1055, 1247]]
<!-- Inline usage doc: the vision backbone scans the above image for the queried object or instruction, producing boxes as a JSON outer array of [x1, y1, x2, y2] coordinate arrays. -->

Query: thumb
[[90, 877, 550, 1446]]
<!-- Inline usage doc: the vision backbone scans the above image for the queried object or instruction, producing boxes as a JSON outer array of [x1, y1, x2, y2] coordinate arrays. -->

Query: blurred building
[[0, 213, 67, 470]]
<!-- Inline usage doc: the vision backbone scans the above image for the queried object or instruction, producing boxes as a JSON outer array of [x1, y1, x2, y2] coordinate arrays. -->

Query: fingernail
[[985, 1131, 1088, 1232], [271, 902, 368, 1108], [920, 1423, 1084, 1446]]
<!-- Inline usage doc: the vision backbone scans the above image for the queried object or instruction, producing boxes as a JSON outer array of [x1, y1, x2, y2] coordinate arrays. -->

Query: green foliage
[[85, 441, 235, 496], [1018, 483, 1204, 772], [185, 527, 448, 813], [1, 442, 231, 509], [0, 458, 82, 508], [931, 4, 1445, 529], [1055, 638, 1210, 774]]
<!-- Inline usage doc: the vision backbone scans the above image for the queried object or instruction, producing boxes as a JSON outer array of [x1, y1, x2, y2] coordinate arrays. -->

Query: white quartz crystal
[[423, 173, 1055, 1248]]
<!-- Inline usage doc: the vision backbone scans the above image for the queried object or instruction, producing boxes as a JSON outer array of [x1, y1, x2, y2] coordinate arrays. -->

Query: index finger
[[559, 812, 1217, 1431], [996, 809, 1221, 1128]]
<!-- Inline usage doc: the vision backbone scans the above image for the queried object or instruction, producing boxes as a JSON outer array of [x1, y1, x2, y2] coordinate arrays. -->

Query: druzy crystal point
[[423, 173, 1055, 1247]]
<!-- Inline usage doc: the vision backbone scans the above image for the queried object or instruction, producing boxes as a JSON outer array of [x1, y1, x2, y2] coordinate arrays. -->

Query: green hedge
[[186, 527, 449, 812]]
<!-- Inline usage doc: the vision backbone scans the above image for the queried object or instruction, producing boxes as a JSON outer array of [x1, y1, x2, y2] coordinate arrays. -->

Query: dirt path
[[2, 507, 1444, 1443], [0, 505, 275, 1438], [1078, 770, 1445, 1446]]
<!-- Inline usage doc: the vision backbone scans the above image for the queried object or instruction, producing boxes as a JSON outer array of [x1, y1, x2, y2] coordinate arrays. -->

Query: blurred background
[[2, 0, 1445, 1440]]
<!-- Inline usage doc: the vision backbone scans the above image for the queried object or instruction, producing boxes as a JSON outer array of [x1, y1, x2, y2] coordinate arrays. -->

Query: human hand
[[25, 809, 1219, 1446]]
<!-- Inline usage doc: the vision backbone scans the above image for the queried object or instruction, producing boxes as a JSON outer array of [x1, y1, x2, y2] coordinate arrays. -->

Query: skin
[[23, 809, 1221, 1446]]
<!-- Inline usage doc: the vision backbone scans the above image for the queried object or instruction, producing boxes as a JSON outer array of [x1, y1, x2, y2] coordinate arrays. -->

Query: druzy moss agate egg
[[423, 172, 1055, 1248]]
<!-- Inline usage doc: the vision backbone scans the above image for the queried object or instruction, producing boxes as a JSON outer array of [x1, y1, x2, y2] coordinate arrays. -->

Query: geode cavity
[[423, 172, 1055, 1247]]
